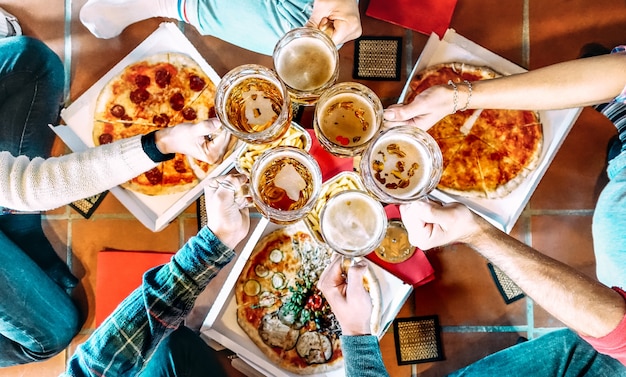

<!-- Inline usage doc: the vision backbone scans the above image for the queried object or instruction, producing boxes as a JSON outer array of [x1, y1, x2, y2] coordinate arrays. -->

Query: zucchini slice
[[255, 264, 270, 278], [272, 272, 286, 289], [243, 279, 261, 296], [269, 248, 283, 263]]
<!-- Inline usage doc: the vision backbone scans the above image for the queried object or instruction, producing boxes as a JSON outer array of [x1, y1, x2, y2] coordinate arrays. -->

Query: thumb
[[346, 262, 368, 298]]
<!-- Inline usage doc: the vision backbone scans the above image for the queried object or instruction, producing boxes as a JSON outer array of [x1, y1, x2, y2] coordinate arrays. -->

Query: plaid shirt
[[62, 226, 235, 377]]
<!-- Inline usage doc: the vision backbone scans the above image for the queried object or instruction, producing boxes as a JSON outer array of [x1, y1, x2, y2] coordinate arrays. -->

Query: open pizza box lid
[[53, 22, 244, 232], [399, 29, 582, 233], [200, 215, 413, 377]]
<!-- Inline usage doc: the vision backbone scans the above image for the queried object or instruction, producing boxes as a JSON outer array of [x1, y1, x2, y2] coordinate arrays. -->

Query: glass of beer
[[273, 27, 339, 105], [313, 82, 383, 157], [319, 190, 387, 258], [236, 146, 322, 224], [359, 125, 443, 203], [215, 64, 292, 144]]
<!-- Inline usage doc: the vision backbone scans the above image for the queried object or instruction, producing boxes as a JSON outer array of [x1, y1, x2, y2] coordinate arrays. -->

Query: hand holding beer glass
[[217, 146, 322, 225], [273, 27, 339, 105], [313, 82, 383, 157], [215, 64, 292, 144]]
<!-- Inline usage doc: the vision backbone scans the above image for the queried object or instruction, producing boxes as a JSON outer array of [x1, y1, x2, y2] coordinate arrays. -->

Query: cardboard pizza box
[[53, 22, 243, 232], [399, 29, 582, 233], [200, 217, 413, 377]]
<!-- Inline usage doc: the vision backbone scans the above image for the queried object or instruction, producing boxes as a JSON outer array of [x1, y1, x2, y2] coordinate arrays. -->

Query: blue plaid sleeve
[[63, 227, 235, 377]]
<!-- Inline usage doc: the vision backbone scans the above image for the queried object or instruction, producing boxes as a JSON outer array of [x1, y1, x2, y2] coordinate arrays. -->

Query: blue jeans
[[447, 329, 626, 377], [186, 0, 314, 55], [140, 326, 229, 377], [0, 36, 79, 366]]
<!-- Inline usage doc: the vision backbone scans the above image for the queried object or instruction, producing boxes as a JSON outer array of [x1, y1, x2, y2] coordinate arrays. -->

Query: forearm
[[466, 53, 626, 110], [0, 136, 156, 211], [64, 227, 235, 376], [468, 221, 625, 337]]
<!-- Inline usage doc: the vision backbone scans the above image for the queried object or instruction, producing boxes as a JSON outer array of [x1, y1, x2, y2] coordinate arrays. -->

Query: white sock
[[80, 0, 181, 39]]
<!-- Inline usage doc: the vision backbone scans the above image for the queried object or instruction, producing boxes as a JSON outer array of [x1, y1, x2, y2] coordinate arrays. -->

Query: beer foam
[[275, 37, 335, 91], [274, 163, 306, 201], [371, 134, 431, 198], [321, 192, 384, 252], [243, 87, 277, 126], [319, 92, 377, 147]]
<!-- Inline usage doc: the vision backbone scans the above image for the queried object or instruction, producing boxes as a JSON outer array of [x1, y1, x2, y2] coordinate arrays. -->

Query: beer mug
[[313, 82, 383, 157], [359, 125, 443, 204], [319, 190, 387, 258], [215, 64, 292, 144], [273, 27, 339, 105], [230, 146, 322, 224]]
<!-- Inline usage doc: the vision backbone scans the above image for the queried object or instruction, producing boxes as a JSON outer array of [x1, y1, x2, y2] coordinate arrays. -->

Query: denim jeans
[[140, 326, 229, 377], [0, 36, 79, 366], [186, 0, 314, 55], [447, 329, 626, 377]]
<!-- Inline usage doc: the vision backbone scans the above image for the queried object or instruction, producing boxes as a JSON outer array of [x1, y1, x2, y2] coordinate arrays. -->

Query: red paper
[[366, 0, 457, 38], [306, 129, 354, 182], [96, 250, 175, 326], [366, 205, 435, 286]]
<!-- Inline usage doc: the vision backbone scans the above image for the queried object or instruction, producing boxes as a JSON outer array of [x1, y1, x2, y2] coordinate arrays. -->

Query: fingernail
[[383, 110, 395, 120]]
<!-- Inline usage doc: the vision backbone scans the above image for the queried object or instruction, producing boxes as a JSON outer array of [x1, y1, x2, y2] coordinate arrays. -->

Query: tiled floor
[[3, 0, 626, 376]]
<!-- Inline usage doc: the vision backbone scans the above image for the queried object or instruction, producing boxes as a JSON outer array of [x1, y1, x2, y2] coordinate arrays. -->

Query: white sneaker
[[0, 7, 22, 38]]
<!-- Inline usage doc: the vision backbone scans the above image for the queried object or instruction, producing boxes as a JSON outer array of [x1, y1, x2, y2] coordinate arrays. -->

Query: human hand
[[399, 200, 485, 250], [154, 118, 232, 164], [204, 174, 250, 249], [317, 255, 372, 336], [383, 85, 452, 131], [306, 0, 361, 47]]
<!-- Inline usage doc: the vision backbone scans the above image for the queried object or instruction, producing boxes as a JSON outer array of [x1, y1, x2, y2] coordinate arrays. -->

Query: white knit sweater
[[0, 135, 157, 211]]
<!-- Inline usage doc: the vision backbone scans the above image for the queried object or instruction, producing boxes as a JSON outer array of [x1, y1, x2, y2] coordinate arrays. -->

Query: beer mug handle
[[205, 175, 254, 209]]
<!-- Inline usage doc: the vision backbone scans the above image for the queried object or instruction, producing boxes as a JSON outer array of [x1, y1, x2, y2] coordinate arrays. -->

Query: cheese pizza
[[405, 62, 543, 199]]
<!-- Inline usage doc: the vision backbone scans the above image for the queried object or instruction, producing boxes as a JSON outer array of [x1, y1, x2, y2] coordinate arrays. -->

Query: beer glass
[[273, 27, 339, 105], [319, 190, 387, 258], [232, 146, 322, 224], [215, 64, 292, 144], [313, 82, 383, 157], [359, 125, 443, 203]]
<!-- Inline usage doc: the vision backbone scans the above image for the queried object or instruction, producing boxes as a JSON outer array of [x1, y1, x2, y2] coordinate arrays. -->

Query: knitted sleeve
[[340, 335, 390, 377], [0, 135, 157, 211]]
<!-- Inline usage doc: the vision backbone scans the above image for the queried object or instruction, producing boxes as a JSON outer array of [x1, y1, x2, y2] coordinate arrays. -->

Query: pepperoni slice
[[189, 75, 205, 91], [153, 113, 170, 127], [208, 106, 216, 118], [144, 167, 162, 185], [170, 92, 185, 111], [135, 75, 150, 88], [130, 89, 150, 104], [99, 133, 113, 145], [182, 107, 197, 121], [110, 104, 125, 118], [155, 69, 172, 88], [174, 159, 187, 173]]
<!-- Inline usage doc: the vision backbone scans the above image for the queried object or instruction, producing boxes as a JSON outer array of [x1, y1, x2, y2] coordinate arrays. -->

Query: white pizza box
[[53, 22, 244, 232], [399, 29, 582, 233], [200, 218, 413, 377]]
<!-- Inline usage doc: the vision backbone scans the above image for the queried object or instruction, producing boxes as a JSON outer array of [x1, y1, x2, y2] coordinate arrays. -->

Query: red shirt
[[580, 287, 626, 366]]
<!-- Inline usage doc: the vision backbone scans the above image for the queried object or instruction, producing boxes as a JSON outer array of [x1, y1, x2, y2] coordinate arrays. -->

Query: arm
[[384, 52, 626, 130], [306, 0, 362, 47], [0, 120, 225, 211], [317, 256, 390, 377], [64, 174, 250, 377], [400, 201, 626, 339]]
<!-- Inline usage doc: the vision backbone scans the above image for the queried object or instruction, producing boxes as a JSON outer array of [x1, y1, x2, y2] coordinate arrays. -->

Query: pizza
[[235, 223, 382, 375], [93, 52, 235, 195], [405, 62, 543, 199]]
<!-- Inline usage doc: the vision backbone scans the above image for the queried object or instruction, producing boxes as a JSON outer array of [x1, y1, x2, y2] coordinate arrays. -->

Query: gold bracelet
[[459, 80, 472, 111]]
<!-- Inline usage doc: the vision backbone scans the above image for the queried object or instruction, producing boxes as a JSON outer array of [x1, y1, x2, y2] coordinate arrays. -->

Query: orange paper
[[366, 0, 457, 38], [96, 250, 175, 326]]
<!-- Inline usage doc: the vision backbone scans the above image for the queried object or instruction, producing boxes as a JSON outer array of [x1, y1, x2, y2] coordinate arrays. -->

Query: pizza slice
[[474, 141, 528, 199], [122, 165, 164, 195], [438, 135, 486, 197]]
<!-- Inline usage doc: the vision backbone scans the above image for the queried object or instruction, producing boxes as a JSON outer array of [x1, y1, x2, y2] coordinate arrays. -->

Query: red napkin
[[366, 205, 435, 286], [366, 0, 458, 38], [306, 129, 354, 182], [96, 250, 175, 326]]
